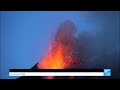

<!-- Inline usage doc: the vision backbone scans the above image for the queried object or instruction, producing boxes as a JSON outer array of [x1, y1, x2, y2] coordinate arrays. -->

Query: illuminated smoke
[[37, 20, 83, 79], [37, 20, 82, 69]]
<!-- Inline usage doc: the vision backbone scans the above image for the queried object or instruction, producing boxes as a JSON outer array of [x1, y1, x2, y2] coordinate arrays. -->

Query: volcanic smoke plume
[[36, 20, 90, 79], [18, 19, 119, 79], [18, 20, 86, 79], [37, 20, 82, 70], [18, 13, 120, 79]]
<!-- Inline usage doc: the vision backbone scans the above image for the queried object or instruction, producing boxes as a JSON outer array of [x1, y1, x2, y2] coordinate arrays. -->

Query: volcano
[[37, 20, 83, 70], [18, 20, 85, 79]]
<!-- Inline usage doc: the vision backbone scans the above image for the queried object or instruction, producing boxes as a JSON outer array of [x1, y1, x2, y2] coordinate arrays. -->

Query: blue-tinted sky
[[0, 11, 119, 79]]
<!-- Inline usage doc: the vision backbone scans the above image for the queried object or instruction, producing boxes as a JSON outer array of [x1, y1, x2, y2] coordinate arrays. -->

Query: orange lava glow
[[37, 42, 73, 69], [37, 20, 80, 70]]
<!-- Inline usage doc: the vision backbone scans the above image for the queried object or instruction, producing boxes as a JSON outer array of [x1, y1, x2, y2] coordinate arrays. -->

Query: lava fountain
[[37, 20, 82, 78]]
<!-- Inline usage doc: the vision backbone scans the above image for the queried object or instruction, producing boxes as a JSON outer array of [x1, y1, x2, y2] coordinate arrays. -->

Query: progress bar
[[9, 69, 111, 76], [9, 72, 104, 76]]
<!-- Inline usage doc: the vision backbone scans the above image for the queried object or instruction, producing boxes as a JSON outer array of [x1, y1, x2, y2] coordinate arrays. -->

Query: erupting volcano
[[37, 20, 82, 70], [18, 20, 83, 79]]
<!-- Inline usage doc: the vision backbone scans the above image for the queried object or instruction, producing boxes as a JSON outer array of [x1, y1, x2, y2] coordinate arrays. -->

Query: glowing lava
[[37, 20, 80, 70], [38, 43, 65, 69]]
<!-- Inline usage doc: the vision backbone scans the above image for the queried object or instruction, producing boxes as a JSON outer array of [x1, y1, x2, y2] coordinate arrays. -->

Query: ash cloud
[[53, 12, 120, 79], [20, 12, 119, 79], [72, 12, 120, 79]]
